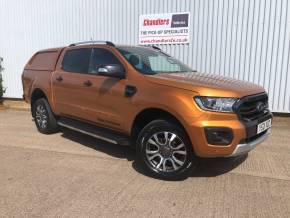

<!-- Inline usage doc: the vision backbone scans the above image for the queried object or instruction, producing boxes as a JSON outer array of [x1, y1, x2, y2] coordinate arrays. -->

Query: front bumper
[[185, 111, 272, 158], [227, 129, 270, 157]]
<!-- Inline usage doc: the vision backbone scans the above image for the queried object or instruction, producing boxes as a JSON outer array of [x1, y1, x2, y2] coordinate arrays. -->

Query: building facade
[[0, 0, 289, 113]]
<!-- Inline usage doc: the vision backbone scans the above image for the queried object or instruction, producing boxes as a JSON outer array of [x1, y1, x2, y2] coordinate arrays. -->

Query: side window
[[62, 48, 91, 73], [89, 48, 122, 74], [124, 54, 143, 71]]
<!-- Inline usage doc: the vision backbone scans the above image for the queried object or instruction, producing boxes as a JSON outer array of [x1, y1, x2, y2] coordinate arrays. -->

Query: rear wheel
[[32, 98, 58, 134], [136, 119, 198, 180]]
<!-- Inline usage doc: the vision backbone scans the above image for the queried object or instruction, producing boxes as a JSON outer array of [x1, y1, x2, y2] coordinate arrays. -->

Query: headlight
[[194, 96, 238, 113]]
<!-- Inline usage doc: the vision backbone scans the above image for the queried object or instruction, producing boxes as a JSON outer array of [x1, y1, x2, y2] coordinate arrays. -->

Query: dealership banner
[[139, 12, 190, 45]]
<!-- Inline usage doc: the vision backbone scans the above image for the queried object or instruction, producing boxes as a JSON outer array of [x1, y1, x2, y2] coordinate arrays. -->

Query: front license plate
[[257, 119, 272, 134]]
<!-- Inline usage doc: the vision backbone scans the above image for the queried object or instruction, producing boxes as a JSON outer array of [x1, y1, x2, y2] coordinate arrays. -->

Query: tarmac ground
[[0, 110, 289, 217]]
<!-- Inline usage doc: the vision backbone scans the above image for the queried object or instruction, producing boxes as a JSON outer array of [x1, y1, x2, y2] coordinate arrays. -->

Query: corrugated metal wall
[[0, 0, 289, 113]]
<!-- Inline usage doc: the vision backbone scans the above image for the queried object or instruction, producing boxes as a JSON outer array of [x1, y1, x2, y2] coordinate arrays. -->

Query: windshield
[[117, 46, 194, 75]]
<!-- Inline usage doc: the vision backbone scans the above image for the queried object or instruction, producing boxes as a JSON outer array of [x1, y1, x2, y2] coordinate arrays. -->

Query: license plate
[[257, 119, 272, 134]]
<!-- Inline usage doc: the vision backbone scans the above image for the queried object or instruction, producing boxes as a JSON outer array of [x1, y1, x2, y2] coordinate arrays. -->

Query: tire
[[32, 98, 58, 134], [136, 119, 198, 180]]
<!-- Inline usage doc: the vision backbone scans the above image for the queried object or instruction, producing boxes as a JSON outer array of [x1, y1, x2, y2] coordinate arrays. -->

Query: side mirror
[[97, 64, 125, 79]]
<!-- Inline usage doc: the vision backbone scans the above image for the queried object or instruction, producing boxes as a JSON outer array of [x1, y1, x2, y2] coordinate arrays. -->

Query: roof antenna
[[90, 36, 94, 41]]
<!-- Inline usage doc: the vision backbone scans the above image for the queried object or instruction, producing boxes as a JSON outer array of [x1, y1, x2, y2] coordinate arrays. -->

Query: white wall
[[0, 0, 289, 113]]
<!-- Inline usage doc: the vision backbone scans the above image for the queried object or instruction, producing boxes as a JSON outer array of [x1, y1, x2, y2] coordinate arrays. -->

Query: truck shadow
[[61, 129, 247, 180], [60, 129, 135, 161], [190, 154, 248, 177], [132, 154, 248, 181]]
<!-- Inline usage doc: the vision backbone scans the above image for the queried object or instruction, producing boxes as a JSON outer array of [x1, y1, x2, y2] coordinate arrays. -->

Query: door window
[[89, 48, 122, 74], [61, 48, 91, 73]]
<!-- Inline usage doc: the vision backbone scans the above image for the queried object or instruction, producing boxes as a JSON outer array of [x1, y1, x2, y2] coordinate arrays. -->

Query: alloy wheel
[[35, 104, 48, 129], [145, 131, 187, 173]]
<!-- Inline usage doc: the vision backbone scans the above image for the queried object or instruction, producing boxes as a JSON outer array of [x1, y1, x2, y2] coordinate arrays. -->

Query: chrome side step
[[57, 117, 130, 146]]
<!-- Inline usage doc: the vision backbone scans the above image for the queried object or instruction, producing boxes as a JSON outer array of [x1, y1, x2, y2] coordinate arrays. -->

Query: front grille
[[234, 92, 272, 139], [234, 92, 270, 122]]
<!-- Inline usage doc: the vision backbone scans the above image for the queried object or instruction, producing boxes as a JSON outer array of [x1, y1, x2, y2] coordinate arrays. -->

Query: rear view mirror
[[97, 64, 125, 79]]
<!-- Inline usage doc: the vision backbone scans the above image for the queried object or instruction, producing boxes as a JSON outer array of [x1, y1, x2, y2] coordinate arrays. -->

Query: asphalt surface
[[0, 110, 289, 218]]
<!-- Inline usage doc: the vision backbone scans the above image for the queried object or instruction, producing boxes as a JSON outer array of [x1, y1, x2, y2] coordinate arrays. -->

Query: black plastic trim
[[204, 127, 233, 146]]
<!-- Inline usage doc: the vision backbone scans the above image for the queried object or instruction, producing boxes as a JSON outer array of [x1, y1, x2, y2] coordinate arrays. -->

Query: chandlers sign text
[[139, 12, 190, 45]]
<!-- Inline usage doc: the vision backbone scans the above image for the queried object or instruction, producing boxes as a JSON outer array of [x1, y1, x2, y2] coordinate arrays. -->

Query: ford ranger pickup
[[22, 41, 272, 179]]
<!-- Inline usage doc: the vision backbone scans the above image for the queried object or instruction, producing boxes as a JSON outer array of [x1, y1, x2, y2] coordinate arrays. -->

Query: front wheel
[[136, 119, 198, 180]]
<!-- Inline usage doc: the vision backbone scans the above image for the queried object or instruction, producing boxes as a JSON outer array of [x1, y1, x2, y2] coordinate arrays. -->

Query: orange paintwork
[[22, 44, 266, 157]]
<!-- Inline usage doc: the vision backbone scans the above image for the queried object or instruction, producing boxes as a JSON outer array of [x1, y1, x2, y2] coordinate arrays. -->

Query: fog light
[[205, 128, 233, 145]]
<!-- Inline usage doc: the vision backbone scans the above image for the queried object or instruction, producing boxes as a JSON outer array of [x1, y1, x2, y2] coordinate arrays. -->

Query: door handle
[[56, 76, 63, 82], [83, 80, 92, 87]]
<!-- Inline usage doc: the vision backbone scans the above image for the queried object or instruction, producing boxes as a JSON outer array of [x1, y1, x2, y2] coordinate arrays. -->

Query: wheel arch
[[130, 107, 189, 146], [30, 88, 48, 105], [30, 88, 50, 114]]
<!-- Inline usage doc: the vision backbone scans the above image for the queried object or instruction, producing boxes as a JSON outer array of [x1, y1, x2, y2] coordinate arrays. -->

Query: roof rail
[[69, 41, 115, 47]]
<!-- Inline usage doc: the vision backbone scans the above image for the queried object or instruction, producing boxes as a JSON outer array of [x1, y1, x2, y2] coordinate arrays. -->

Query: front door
[[85, 47, 132, 130]]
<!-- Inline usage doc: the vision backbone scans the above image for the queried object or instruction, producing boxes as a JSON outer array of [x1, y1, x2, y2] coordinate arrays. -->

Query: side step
[[57, 117, 131, 146]]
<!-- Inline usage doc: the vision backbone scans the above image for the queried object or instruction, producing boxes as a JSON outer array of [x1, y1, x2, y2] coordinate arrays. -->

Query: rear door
[[52, 47, 101, 121]]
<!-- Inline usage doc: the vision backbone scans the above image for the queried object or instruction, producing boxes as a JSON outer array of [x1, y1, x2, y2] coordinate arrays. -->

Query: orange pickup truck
[[22, 41, 272, 179]]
